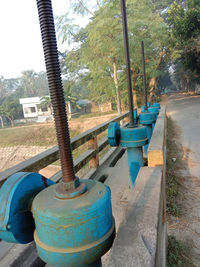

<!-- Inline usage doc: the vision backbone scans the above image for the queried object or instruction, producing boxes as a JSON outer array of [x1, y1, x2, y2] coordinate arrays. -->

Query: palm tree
[[0, 105, 4, 128], [39, 96, 52, 114], [63, 81, 80, 111]]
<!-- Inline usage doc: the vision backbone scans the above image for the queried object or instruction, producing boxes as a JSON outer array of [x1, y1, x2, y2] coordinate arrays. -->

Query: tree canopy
[[56, 0, 174, 111], [168, 0, 200, 90], [1, 0, 200, 118]]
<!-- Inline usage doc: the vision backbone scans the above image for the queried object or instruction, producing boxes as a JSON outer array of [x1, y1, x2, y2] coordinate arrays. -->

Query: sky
[[0, 0, 88, 79]]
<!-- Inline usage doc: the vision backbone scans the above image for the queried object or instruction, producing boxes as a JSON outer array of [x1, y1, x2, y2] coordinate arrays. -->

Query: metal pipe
[[120, 0, 134, 127], [141, 41, 148, 111], [36, 0, 76, 183]]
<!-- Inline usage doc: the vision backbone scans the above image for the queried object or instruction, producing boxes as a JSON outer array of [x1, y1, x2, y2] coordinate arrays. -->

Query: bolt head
[[55, 177, 87, 199]]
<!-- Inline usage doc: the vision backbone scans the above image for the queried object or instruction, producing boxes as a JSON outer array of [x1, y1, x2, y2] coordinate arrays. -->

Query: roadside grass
[[77, 110, 116, 120], [166, 116, 195, 267], [0, 125, 79, 147], [0, 120, 109, 173], [0, 111, 116, 147], [167, 235, 193, 267], [166, 116, 182, 217]]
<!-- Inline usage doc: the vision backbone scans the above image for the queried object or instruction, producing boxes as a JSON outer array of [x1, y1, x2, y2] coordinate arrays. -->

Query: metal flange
[[152, 102, 160, 109], [139, 112, 156, 125], [108, 122, 121, 147], [0, 172, 55, 244], [120, 125, 147, 148], [148, 106, 159, 116], [32, 179, 115, 267]]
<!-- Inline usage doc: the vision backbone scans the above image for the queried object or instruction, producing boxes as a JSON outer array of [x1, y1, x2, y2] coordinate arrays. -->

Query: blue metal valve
[[141, 106, 145, 113], [0, 172, 55, 243], [152, 102, 160, 109], [0, 173, 115, 267], [139, 112, 156, 157], [147, 106, 160, 130], [108, 122, 147, 188], [134, 108, 138, 124], [108, 122, 121, 147], [148, 106, 159, 117], [32, 179, 115, 267], [141, 103, 151, 112]]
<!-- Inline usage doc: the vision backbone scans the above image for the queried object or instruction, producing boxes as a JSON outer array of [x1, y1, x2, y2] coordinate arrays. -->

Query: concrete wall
[[106, 106, 167, 267]]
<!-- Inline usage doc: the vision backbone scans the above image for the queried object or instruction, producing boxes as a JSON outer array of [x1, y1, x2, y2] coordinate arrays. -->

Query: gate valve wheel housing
[[152, 102, 160, 109], [32, 179, 115, 267], [120, 125, 148, 148], [139, 112, 156, 125], [0, 172, 55, 244], [148, 106, 159, 115], [134, 108, 138, 124], [108, 122, 121, 147]]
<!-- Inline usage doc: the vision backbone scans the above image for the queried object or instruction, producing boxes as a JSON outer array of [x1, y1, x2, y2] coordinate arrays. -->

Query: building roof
[[19, 97, 41, 105]]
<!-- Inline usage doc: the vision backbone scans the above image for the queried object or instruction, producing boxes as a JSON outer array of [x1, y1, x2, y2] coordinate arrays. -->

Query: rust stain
[[42, 176, 48, 188]]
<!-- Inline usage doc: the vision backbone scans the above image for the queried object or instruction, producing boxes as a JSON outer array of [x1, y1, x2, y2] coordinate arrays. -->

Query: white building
[[19, 97, 51, 118], [19, 97, 92, 120]]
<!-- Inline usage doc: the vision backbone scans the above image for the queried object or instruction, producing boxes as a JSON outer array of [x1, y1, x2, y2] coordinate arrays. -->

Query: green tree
[[34, 71, 49, 96], [0, 77, 20, 104], [0, 96, 23, 127], [0, 76, 7, 104], [20, 70, 49, 97], [57, 1, 124, 113], [63, 80, 80, 110], [168, 0, 200, 90], [21, 70, 37, 97], [0, 105, 5, 128], [38, 96, 52, 114], [57, 0, 170, 109]]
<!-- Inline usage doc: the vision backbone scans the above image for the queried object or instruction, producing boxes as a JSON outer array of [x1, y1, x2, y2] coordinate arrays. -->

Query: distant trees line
[[0, 69, 81, 128], [56, 0, 200, 112], [1, 0, 200, 128], [0, 70, 49, 128]]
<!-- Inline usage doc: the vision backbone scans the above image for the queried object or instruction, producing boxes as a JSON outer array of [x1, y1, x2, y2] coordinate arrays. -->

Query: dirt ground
[[167, 93, 200, 266], [0, 112, 118, 173]]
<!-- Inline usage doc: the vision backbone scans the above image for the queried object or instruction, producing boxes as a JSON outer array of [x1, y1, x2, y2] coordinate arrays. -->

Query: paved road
[[167, 93, 200, 177], [167, 93, 200, 265]]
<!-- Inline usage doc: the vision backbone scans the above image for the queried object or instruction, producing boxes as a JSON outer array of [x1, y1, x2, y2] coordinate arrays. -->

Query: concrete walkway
[[167, 93, 200, 266], [0, 151, 133, 267]]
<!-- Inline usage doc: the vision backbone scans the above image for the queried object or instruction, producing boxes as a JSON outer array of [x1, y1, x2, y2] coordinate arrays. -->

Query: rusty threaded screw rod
[[36, 0, 76, 183], [141, 41, 148, 111], [120, 0, 134, 127]]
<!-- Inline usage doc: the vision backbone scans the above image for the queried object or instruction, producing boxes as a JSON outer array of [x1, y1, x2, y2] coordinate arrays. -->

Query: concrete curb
[[106, 105, 167, 267]]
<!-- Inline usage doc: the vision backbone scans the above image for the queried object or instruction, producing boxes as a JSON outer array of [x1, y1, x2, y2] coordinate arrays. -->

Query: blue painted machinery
[[0, 0, 115, 266], [148, 106, 160, 117], [139, 111, 156, 157], [107, 6, 150, 189], [107, 39, 162, 190], [0, 172, 55, 244], [108, 122, 147, 188], [0, 2, 162, 267], [147, 106, 160, 130], [0, 173, 115, 267], [141, 103, 160, 114], [134, 108, 138, 124], [152, 102, 160, 109], [32, 179, 114, 267], [141, 103, 160, 131], [139, 42, 160, 153]]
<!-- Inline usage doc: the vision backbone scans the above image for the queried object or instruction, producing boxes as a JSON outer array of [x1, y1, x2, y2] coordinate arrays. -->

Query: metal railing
[[0, 111, 129, 186]]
